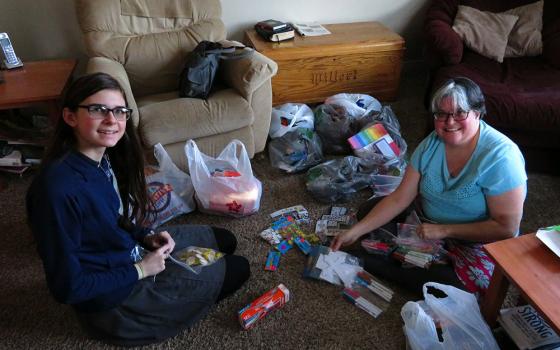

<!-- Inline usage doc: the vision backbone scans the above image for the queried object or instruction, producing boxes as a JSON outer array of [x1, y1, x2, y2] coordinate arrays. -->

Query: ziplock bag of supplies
[[185, 139, 262, 217], [401, 282, 499, 350], [144, 143, 196, 228], [268, 128, 323, 173], [269, 103, 315, 138], [169, 246, 224, 274], [305, 156, 377, 203]]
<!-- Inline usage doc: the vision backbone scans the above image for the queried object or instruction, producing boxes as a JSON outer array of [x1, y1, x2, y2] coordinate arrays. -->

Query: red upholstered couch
[[424, 0, 560, 173]]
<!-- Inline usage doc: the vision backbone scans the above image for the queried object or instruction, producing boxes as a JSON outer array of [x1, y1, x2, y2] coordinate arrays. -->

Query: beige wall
[[0, 0, 430, 66]]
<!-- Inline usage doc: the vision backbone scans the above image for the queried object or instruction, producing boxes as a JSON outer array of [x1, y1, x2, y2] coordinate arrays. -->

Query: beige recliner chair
[[75, 0, 278, 170]]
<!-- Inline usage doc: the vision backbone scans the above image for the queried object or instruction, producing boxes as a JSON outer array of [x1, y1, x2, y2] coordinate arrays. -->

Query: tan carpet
[[1, 68, 559, 349]]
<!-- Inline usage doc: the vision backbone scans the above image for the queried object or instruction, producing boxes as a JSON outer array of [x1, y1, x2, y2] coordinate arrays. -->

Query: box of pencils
[[238, 284, 290, 329]]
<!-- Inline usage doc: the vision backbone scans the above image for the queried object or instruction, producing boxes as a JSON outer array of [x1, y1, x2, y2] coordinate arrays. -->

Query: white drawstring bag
[[269, 103, 314, 138], [185, 139, 262, 217]]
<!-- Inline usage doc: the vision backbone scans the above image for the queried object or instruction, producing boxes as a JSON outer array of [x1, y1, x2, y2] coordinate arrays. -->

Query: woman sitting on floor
[[331, 77, 527, 299]]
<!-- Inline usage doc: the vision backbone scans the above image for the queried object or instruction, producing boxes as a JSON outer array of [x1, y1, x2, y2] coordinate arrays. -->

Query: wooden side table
[[481, 233, 560, 334], [244, 21, 405, 105], [0, 59, 78, 123]]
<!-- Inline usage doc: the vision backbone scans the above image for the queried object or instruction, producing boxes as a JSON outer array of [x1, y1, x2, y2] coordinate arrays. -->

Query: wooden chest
[[244, 21, 405, 105]]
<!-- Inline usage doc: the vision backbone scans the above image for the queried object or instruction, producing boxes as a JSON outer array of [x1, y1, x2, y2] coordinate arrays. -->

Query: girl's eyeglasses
[[77, 104, 132, 121]]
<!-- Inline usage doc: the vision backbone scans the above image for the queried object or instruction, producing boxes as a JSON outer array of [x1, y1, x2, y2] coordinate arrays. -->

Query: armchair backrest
[[76, 0, 226, 97]]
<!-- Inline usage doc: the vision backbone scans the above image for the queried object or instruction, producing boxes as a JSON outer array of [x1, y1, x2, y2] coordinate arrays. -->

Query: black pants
[[77, 225, 249, 347], [349, 197, 465, 297], [212, 227, 250, 301]]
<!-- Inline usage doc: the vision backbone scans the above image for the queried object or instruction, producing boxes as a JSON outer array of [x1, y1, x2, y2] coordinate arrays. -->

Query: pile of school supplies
[[259, 205, 319, 272], [238, 284, 290, 330], [314, 206, 356, 243]]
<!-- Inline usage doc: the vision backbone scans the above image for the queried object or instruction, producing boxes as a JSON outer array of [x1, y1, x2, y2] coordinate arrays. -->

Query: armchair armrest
[[424, 0, 463, 67], [220, 51, 278, 100], [86, 57, 140, 127]]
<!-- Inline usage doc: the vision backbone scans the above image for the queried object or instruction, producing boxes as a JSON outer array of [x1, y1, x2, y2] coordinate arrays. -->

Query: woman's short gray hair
[[430, 77, 486, 117]]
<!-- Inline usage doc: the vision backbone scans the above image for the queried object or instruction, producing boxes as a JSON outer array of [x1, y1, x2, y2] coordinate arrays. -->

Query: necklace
[[99, 154, 113, 182]]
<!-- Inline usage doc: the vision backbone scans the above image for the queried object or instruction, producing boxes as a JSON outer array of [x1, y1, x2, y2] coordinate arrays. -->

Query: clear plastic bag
[[268, 128, 323, 173], [169, 246, 224, 274], [305, 156, 378, 203], [144, 143, 196, 228], [185, 139, 262, 217], [401, 282, 500, 350], [270, 103, 315, 138], [324, 93, 382, 118], [314, 95, 380, 155]]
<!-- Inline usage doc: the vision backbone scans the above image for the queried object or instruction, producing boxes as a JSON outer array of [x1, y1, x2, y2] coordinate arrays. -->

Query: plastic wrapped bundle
[[268, 128, 323, 173], [306, 156, 377, 203]]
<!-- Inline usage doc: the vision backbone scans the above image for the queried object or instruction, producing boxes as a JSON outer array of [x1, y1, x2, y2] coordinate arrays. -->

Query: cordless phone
[[0, 33, 23, 69]]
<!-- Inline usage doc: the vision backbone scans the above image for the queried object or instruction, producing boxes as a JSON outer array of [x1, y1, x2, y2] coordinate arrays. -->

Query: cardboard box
[[244, 22, 405, 105]]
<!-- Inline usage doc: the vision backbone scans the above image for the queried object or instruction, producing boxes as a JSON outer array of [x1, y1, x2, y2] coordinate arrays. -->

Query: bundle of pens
[[342, 269, 394, 318], [392, 223, 448, 268]]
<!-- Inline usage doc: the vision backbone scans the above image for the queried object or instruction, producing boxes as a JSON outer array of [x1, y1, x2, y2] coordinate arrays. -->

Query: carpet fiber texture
[[1, 69, 558, 349]]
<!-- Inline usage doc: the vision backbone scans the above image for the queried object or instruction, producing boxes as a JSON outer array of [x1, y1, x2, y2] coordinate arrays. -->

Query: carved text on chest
[[312, 70, 357, 86]]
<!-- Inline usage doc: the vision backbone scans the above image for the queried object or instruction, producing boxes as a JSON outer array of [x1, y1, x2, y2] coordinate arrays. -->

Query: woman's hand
[[330, 229, 361, 251], [144, 231, 175, 256], [138, 244, 171, 277], [416, 223, 447, 240]]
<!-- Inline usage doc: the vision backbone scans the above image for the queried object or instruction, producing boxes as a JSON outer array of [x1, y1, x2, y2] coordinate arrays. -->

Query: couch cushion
[[503, 0, 543, 57], [432, 51, 560, 133], [452, 5, 519, 63], [138, 88, 254, 146]]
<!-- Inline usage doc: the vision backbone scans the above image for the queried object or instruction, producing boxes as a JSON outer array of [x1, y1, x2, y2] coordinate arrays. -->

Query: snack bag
[[169, 246, 224, 274]]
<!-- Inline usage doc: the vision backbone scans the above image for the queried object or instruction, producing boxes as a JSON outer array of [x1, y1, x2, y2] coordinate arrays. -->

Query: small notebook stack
[[255, 19, 295, 42]]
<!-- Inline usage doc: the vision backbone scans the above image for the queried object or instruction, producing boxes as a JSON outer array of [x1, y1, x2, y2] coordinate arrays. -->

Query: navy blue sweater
[[26, 151, 149, 312]]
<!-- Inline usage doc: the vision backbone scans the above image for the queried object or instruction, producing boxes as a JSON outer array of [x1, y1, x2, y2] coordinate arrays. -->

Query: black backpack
[[178, 41, 252, 99]]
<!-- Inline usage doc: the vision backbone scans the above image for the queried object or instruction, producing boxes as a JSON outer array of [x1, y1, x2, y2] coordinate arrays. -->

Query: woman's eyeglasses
[[77, 104, 132, 121], [433, 110, 470, 122]]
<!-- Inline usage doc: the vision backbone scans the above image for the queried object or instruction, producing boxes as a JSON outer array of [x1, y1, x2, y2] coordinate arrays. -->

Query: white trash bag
[[270, 103, 314, 138], [401, 282, 499, 350], [324, 93, 382, 118], [144, 143, 196, 228], [185, 139, 262, 217]]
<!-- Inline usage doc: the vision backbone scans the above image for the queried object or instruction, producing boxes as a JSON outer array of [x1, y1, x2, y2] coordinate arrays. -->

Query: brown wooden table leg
[[481, 266, 510, 327]]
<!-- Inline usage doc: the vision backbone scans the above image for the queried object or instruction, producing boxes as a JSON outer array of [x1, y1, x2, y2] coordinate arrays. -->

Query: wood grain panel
[[244, 22, 405, 105]]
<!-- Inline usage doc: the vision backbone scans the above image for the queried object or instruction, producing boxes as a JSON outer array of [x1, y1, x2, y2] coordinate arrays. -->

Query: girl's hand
[[144, 231, 175, 256], [416, 223, 447, 240], [330, 229, 360, 251], [138, 244, 171, 277]]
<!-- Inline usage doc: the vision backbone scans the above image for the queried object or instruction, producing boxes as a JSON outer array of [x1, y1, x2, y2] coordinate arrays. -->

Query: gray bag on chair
[[179, 41, 253, 99]]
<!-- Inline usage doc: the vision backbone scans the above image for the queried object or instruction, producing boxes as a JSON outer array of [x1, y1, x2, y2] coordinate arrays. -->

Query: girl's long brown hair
[[42, 72, 148, 228]]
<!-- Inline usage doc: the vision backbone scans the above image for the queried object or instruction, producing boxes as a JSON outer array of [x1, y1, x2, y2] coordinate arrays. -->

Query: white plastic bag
[[401, 282, 499, 350], [324, 93, 382, 118], [185, 139, 262, 217], [144, 143, 196, 228], [270, 103, 314, 138]]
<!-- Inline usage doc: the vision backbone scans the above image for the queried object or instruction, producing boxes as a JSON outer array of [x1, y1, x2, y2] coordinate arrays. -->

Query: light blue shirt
[[410, 121, 527, 224]]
